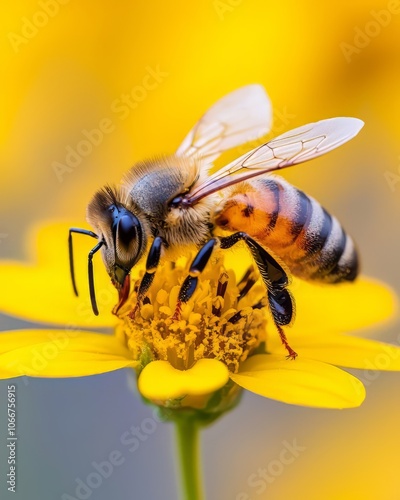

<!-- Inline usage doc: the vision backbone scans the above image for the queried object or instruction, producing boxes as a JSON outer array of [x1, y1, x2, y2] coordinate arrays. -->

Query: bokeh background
[[1, 1, 400, 499]]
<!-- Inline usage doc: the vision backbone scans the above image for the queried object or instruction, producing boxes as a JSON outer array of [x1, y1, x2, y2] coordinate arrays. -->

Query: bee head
[[87, 186, 147, 287]]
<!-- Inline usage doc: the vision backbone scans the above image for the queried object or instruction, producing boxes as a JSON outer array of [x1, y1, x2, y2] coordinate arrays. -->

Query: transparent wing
[[176, 85, 272, 165], [187, 117, 364, 203]]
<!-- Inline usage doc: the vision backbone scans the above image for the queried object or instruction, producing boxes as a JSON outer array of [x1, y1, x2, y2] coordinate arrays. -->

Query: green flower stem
[[175, 417, 203, 500]]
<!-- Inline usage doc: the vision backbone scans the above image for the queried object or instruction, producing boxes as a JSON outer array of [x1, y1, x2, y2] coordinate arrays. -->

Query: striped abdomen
[[215, 175, 359, 283]]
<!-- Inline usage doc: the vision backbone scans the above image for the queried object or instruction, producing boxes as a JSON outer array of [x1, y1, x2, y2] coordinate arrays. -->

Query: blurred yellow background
[[1, 1, 400, 499]]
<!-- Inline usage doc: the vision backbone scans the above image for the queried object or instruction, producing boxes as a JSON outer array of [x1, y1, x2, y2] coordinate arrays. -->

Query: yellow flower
[[0, 222, 398, 414]]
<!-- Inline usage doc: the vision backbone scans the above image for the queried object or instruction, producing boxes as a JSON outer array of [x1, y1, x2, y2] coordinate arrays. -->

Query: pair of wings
[[175, 85, 364, 203]]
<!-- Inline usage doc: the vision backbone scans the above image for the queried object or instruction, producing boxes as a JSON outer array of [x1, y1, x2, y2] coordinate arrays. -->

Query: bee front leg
[[129, 236, 163, 318], [172, 239, 217, 319]]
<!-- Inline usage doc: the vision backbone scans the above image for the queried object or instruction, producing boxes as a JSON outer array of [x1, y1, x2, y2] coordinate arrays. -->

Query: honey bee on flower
[[69, 85, 363, 367]]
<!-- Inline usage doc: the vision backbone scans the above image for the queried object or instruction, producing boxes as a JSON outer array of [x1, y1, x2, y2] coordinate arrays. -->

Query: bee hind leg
[[129, 236, 163, 319], [219, 232, 298, 360]]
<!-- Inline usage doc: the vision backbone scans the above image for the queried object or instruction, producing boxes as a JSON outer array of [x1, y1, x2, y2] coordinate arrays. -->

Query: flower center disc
[[116, 253, 268, 373]]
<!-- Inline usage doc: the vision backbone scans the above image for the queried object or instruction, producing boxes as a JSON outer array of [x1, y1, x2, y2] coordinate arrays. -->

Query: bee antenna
[[88, 240, 105, 316], [68, 228, 99, 297]]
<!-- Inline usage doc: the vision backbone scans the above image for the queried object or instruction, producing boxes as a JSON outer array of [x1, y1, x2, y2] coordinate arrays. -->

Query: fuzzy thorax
[[116, 252, 268, 374]]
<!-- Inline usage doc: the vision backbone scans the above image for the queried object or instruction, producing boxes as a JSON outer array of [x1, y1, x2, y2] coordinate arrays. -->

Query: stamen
[[238, 278, 257, 301], [212, 272, 229, 316], [216, 272, 229, 298], [237, 267, 253, 287], [237, 267, 258, 301], [228, 311, 243, 324], [252, 298, 267, 310]]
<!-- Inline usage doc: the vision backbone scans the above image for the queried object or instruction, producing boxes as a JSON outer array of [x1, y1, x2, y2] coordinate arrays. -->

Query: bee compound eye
[[117, 214, 140, 248]]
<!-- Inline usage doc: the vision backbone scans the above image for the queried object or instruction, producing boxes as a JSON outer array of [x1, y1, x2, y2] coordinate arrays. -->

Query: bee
[[69, 85, 363, 359]]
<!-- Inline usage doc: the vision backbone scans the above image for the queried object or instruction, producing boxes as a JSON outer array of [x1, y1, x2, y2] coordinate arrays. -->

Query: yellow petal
[[0, 330, 136, 378], [289, 276, 397, 334], [138, 359, 229, 400], [269, 332, 400, 371], [231, 354, 365, 409], [0, 222, 116, 327]]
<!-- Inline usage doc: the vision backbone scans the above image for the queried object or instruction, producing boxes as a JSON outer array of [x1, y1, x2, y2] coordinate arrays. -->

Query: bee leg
[[268, 290, 297, 360], [173, 239, 217, 319], [219, 232, 297, 360], [276, 325, 297, 360], [219, 232, 288, 288], [130, 236, 163, 318]]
